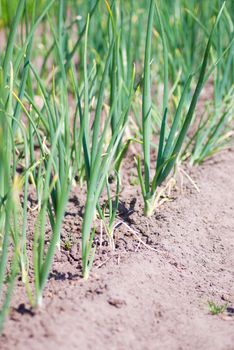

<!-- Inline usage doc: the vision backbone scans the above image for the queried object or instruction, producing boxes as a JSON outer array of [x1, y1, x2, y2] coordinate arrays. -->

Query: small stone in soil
[[107, 297, 127, 308]]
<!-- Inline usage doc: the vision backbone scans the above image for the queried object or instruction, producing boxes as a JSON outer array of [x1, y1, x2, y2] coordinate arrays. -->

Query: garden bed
[[1, 149, 234, 350]]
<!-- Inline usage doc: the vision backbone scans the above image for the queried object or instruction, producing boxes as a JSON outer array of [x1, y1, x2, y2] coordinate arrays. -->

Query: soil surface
[[1, 150, 234, 350]]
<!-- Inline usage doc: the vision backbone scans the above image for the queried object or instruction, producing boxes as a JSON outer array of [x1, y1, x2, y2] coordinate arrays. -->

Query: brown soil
[[1, 149, 234, 350]]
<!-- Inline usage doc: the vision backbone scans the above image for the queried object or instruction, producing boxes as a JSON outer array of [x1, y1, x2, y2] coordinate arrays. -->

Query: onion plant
[[80, 15, 135, 279], [184, 90, 234, 165], [138, 0, 226, 217], [25, 4, 76, 304], [98, 172, 121, 249], [0, 0, 28, 330], [0, 0, 32, 329], [0, 0, 62, 313], [184, 4, 234, 164]]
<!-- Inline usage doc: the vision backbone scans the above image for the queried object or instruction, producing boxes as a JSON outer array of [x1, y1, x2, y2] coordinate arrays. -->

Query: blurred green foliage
[[0, 0, 45, 26]]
